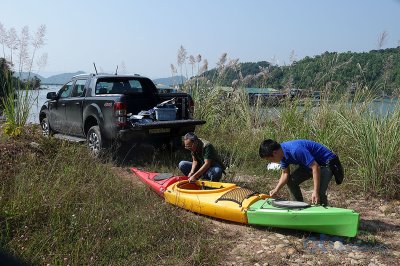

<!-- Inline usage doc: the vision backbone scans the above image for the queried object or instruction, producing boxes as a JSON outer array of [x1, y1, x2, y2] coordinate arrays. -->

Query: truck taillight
[[114, 102, 127, 126]]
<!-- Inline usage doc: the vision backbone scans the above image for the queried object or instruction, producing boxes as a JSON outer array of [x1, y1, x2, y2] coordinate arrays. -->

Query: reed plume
[[377, 30, 388, 49], [177, 45, 187, 84], [188, 55, 195, 77]]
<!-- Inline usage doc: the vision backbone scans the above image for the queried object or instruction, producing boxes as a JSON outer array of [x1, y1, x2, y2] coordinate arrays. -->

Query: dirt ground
[[117, 166, 400, 266]]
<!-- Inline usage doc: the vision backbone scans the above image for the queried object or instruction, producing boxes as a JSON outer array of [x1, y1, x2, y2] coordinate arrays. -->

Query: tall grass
[[0, 23, 46, 136], [1, 74, 37, 136], [0, 134, 223, 265], [186, 53, 400, 198], [335, 96, 400, 197]]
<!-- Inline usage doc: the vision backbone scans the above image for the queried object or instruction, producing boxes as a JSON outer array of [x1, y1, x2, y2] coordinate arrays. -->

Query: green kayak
[[247, 199, 359, 237]]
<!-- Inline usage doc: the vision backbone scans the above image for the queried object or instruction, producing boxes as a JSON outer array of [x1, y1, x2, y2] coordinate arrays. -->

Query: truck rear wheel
[[87, 125, 105, 158]]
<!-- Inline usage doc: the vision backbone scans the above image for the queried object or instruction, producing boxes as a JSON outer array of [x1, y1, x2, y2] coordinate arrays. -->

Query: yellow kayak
[[164, 180, 268, 223]]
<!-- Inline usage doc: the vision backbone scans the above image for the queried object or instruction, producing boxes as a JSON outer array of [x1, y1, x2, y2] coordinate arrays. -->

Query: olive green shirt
[[192, 138, 226, 170]]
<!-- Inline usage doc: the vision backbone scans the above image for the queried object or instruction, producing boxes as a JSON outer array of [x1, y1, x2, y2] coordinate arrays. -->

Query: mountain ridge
[[15, 71, 85, 85], [17, 46, 400, 91], [16, 72, 185, 86]]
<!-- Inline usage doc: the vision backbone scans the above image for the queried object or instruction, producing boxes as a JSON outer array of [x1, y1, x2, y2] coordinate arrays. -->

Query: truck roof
[[72, 73, 146, 79]]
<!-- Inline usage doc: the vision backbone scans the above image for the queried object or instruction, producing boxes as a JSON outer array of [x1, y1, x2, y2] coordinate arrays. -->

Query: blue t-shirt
[[280, 140, 336, 169]]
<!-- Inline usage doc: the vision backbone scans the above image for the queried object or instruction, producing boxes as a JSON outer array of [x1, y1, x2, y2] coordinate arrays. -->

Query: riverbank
[[1, 126, 399, 265], [120, 163, 400, 265]]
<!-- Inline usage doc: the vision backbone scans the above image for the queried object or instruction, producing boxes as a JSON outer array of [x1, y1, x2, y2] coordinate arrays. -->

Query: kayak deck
[[164, 180, 268, 223], [247, 199, 360, 237], [131, 167, 187, 197]]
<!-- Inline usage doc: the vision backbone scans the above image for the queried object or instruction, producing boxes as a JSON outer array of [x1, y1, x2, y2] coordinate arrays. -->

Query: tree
[[199, 47, 400, 93], [0, 57, 14, 106]]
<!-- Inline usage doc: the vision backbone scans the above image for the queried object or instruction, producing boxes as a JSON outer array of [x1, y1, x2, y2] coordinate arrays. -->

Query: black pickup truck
[[39, 73, 205, 156]]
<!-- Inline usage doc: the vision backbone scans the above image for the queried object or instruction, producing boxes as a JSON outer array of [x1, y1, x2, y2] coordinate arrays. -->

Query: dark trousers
[[287, 165, 333, 206]]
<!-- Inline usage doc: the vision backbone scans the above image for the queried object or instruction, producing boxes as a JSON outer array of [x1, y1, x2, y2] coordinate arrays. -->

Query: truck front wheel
[[41, 116, 55, 137], [87, 125, 104, 158]]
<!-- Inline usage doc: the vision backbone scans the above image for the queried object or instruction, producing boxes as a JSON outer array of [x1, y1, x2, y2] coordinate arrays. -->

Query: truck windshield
[[95, 78, 149, 95]]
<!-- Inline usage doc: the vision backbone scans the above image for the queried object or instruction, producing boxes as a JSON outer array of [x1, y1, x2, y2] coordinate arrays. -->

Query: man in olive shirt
[[178, 132, 225, 182]]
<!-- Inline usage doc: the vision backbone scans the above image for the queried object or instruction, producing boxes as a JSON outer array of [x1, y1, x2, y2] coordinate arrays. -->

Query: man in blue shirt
[[259, 139, 343, 206]]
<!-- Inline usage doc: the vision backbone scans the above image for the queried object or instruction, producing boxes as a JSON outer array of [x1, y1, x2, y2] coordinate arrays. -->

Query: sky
[[1, 0, 400, 79]]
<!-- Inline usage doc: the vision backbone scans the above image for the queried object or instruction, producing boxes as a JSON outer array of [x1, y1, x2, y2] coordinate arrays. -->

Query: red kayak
[[131, 167, 188, 197]]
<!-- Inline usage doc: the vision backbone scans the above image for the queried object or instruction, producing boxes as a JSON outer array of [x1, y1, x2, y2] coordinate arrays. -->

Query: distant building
[[245, 87, 279, 94], [286, 88, 306, 98], [246, 87, 286, 101]]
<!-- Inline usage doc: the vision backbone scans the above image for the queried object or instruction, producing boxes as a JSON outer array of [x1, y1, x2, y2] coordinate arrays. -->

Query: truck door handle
[[75, 102, 81, 105], [61, 103, 66, 106]]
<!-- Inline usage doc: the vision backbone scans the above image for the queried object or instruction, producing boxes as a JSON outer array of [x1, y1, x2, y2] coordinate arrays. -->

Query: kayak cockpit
[[172, 180, 237, 194], [178, 181, 226, 190]]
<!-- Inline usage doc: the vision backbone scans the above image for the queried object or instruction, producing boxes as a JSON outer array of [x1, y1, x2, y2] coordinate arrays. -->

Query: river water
[[27, 85, 61, 124], [26, 87, 398, 124]]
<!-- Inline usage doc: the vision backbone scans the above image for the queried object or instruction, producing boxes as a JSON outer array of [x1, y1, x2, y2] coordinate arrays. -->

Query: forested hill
[[203, 47, 400, 93]]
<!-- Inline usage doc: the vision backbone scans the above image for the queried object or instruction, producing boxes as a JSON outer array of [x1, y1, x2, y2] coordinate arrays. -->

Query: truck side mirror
[[46, 92, 57, 100]]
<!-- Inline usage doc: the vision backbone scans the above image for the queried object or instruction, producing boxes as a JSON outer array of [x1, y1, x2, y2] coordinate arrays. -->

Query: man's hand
[[311, 191, 319, 204], [188, 171, 195, 178], [269, 188, 279, 197], [188, 176, 197, 183], [310, 161, 321, 205]]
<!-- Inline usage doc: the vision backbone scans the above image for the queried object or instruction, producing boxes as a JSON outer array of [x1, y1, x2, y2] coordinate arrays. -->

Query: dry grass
[[0, 126, 224, 265]]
